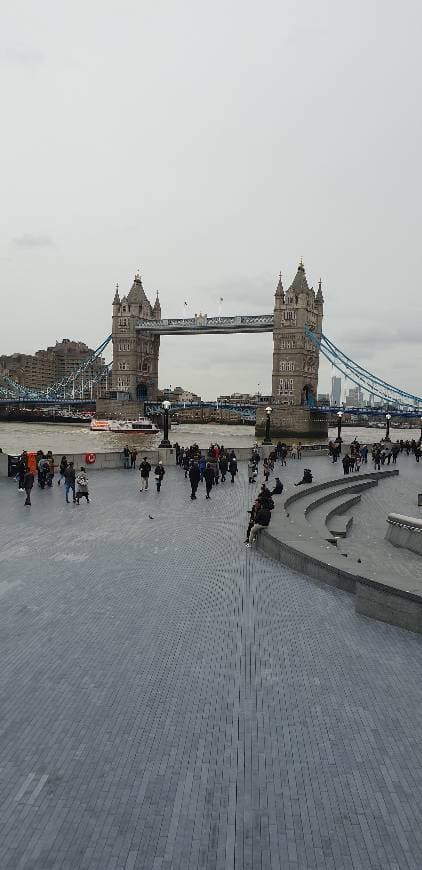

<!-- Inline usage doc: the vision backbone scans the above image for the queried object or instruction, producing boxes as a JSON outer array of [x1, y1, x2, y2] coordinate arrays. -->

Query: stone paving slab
[[0, 456, 421, 868]]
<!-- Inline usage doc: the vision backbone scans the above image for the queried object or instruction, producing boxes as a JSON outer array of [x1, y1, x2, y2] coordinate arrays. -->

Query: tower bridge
[[2, 261, 422, 439]]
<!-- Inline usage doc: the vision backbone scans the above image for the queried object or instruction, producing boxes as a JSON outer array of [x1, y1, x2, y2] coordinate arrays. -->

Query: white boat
[[90, 418, 159, 434]]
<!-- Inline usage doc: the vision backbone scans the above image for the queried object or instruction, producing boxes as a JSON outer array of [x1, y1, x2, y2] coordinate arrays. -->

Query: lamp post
[[263, 405, 273, 444], [336, 411, 343, 443], [159, 399, 171, 447], [385, 412, 391, 442]]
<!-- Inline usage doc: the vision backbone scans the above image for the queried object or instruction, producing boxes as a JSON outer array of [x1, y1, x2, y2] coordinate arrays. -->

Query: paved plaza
[[0, 455, 422, 869]]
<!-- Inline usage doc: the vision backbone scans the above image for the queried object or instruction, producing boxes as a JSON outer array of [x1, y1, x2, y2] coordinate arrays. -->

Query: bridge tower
[[256, 260, 328, 440], [110, 272, 160, 403]]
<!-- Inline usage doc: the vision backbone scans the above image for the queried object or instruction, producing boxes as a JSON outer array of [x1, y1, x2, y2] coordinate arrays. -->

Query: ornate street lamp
[[263, 406, 273, 444], [159, 399, 171, 447], [336, 411, 343, 443], [385, 412, 391, 442]]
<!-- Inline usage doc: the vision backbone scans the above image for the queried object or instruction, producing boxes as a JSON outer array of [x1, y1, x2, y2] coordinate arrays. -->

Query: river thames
[[0, 421, 420, 454]]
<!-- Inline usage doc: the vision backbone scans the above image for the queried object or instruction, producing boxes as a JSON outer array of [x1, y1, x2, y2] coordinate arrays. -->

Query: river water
[[0, 421, 420, 455]]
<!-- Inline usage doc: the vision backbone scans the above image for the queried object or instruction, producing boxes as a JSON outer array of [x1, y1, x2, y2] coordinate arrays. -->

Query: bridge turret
[[113, 283, 120, 306], [153, 291, 161, 320]]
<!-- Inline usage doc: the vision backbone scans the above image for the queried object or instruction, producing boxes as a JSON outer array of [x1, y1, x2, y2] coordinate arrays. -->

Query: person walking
[[75, 467, 89, 504], [199, 454, 206, 482], [139, 457, 151, 491], [58, 455, 68, 485], [17, 452, 27, 492], [229, 455, 237, 483], [219, 455, 228, 482], [263, 458, 270, 482], [247, 459, 255, 483], [23, 469, 34, 506], [130, 447, 138, 469], [64, 462, 76, 503], [123, 445, 130, 469], [189, 461, 201, 499], [154, 461, 165, 492], [204, 462, 215, 499]]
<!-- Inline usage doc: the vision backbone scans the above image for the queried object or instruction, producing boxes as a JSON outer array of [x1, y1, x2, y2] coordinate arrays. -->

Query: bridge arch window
[[279, 360, 295, 372]]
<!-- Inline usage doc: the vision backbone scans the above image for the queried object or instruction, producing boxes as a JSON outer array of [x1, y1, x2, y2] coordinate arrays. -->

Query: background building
[[345, 385, 364, 407], [331, 375, 341, 406], [0, 340, 104, 393]]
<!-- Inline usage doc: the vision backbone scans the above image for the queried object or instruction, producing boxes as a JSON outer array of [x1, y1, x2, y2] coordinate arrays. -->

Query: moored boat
[[90, 418, 159, 434]]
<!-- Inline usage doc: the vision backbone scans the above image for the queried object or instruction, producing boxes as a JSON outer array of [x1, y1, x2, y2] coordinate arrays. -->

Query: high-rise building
[[0, 341, 103, 392], [272, 260, 324, 407], [331, 375, 341, 406], [346, 385, 364, 407]]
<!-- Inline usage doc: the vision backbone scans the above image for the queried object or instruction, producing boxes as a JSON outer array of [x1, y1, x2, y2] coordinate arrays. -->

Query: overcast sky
[[1, 0, 421, 400]]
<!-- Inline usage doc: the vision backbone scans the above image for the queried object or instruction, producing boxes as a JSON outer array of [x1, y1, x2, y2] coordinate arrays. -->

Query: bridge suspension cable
[[305, 328, 422, 408]]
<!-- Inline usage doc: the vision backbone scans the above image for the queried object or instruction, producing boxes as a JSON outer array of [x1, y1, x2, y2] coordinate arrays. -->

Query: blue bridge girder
[[137, 314, 274, 335]]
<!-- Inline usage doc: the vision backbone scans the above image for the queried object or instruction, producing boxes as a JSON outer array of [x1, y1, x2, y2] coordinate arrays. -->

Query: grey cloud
[[12, 234, 56, 249], [0, 45, 44, 66]]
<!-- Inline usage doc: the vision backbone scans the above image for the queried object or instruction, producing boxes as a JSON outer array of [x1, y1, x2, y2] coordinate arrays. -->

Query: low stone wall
[[385, 513, 422, 556]]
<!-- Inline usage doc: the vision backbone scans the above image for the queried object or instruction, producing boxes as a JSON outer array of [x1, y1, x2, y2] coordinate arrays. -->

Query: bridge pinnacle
[[113, 283, 120, 304]]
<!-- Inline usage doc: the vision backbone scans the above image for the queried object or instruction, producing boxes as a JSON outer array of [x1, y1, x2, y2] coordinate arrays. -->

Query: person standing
[[58, 455, 68, 485], [263, 458, 270, 482], [247, 460, 255, 483], [204, 462, 215, 499], [64, 462, 76, 503], [189, 461, 200, 499], [342, 454, 351, 475], [75, 467, 89, 504], [229, 455, 237, 484], [23, 469, 34, 506], [130, 447, 138, 469], [154, 461, 165, 492], [139, 457, 151, 491], [123, 445, 130, 469]]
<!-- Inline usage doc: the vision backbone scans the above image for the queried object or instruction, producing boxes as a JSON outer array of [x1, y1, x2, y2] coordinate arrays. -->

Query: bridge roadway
[[0, 460, 421, 869]]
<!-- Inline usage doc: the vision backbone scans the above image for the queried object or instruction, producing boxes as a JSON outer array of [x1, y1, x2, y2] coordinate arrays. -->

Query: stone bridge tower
[[111, 273, 161, 402], [256, 260, 327, 439]]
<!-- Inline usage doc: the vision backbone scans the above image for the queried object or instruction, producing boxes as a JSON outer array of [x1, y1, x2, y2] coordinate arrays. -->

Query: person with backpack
[[75, 467, 89, 504], [229, 455, 237, 483], [154, 461, 165, 492]]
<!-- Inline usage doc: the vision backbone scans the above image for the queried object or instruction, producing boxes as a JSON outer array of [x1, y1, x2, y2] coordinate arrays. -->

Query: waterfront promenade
[[0, 459, 422, 869]]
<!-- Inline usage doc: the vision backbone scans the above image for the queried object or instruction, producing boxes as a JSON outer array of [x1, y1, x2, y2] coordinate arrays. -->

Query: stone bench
[[385, 513, 422, 557]]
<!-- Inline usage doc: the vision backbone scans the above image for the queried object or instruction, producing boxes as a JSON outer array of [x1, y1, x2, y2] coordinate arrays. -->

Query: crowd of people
[[13, 450, 90, 506], [11, 435, 421, 553], [328, 437, 422, 475]]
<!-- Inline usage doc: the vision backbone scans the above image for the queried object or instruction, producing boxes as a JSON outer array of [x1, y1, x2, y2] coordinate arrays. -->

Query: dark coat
[[154, 465, 165, 481], [189, 464, 201, 484], [64, 466, 76, 484], [255, 507, 271, 527], [204, 467, 215, 486], [24, 471, 34, 490], [140, 461, 151, 478]]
